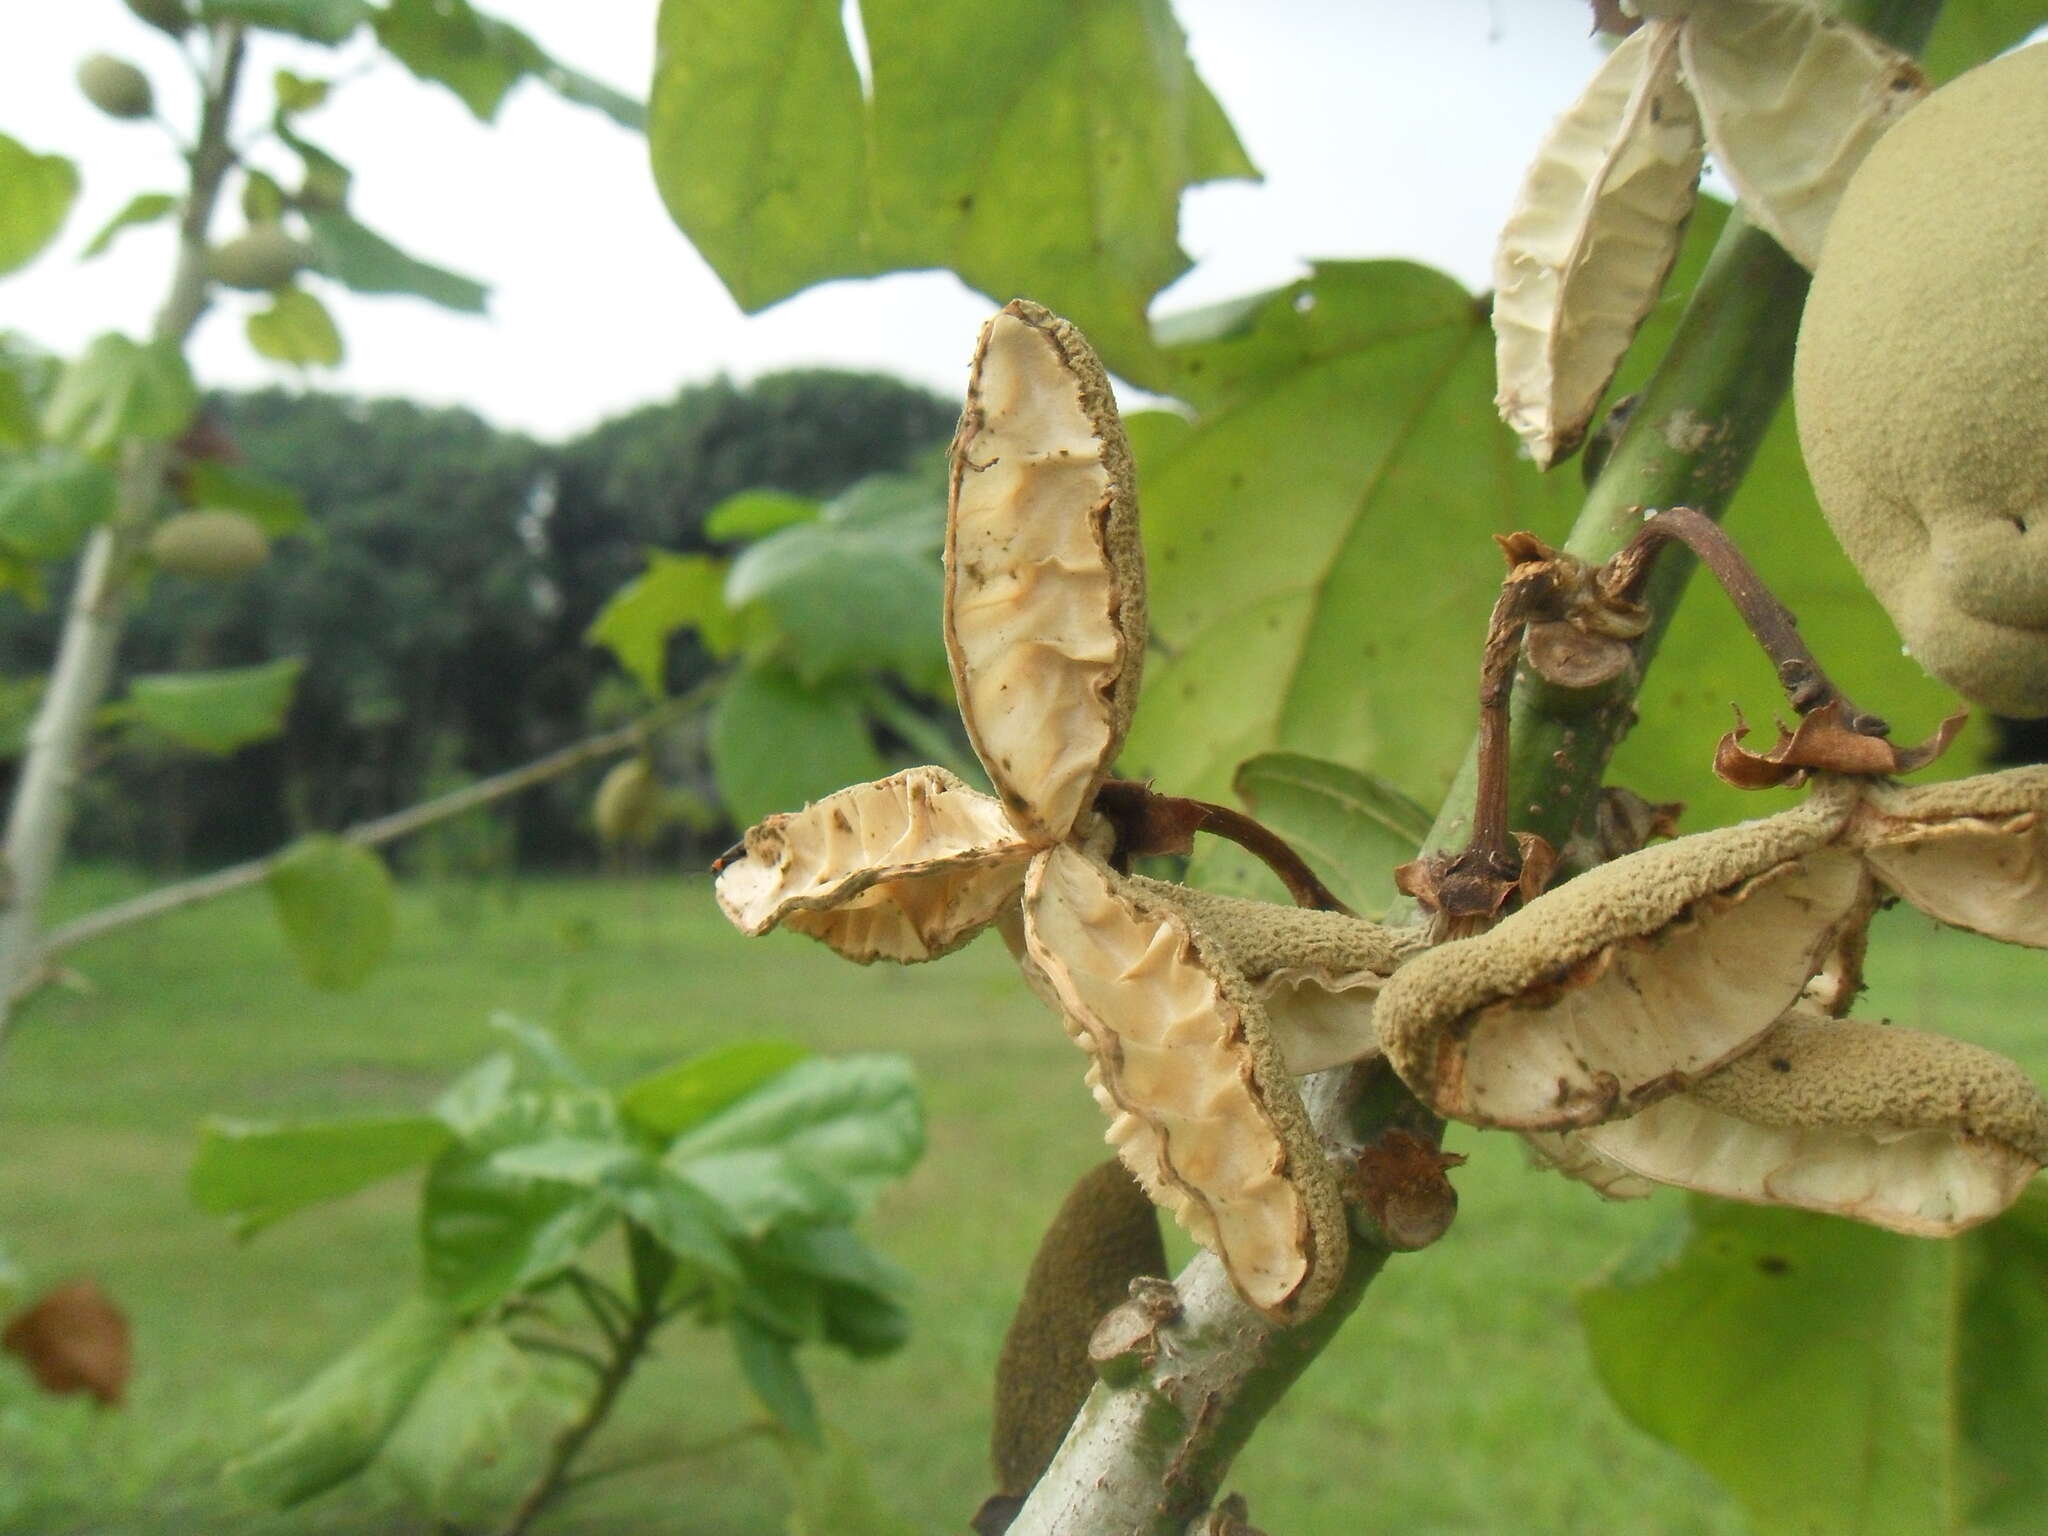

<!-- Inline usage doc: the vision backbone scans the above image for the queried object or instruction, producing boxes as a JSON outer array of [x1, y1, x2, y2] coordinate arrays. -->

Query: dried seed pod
[[1130, 877, 1425, 1074], [714, 766, 1032, 964], [1023, 845, 1346, 1322], [147, 509, 269, 580], [1848, 765, 2048, 948], [1494, 19, 1703, 467], [1520, 1129, 1658, 1200], [1579, 1012, 2048, 1235], [1374, 781, 1868, 1129], [990, 1158, 1166, 1500], [946, 301, 1145, 844], [1680, 0, 1926, 269], [1795, 43, 2048, 716]]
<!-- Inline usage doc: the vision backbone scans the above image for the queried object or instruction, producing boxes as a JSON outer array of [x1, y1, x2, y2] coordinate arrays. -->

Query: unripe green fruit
[[1795, 43, 2048, 717], [593, 757, 662, 847], [208, 228, 311, 293], [149, 510, 269, 581], [990, 1159, 1165, 1498], [123, 0, 189, 36], [77, 55, 153, 120]]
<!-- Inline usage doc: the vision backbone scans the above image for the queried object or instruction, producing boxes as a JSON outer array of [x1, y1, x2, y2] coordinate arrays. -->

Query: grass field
[[0, 864, 2041, 1534]]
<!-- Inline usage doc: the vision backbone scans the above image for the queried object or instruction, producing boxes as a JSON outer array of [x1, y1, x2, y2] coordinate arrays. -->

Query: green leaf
[[190, 1115, 451, 1234], [241, 170, 288, 225], [1579, 1191, 2048, 1535], [487, 1012, 595, 1088], [198, 0, 372, 44], [1225, 751, 1433, 917], [420, 1089, 620, 1311], [606, 1167, 742, 1281], [227, 1294, 459, 1508], [304, 211, 487, 313], [779, 1427, 918, 1536], [619, 1040, 811, 1141], [272, 69, 329, 114], [179, 459, 310, 534], [647, 0, 1255, 387], [761, 1224, 912, 1359], [489, 1136, 642, 1185], [709, 664, 886, 830], [246, 284, 344, 368], [1124, 261, 1578, 809], [1921, 0, 2048, 83], [0, 135, 79, 278], [127, 656, 303, 756], [729, 1313, 821, 1447], [42, 333, 199, 460], [80, 192, 178, 260], [373, 0, 642, 127], [725, 476, 950, 691], [0, 449, 117, 559], [432, 1052, 516, 1135], [703, 489, 820, 542], [586, 550, 736, 695], [378, 1324, 539, 1513], [264, 834, 395, 990], [666, 1055, 922, 1234]]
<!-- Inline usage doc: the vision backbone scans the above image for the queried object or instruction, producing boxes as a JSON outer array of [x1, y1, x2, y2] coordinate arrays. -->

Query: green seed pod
[[77, 55, 154, 120], [148, 510, 269, 581], [1796, 43, 2048, 717], [208, 227, 312, 293], [593, 756, 662, 847], [123, 0, 190, 36], [990, 1158, 1165, 1500]]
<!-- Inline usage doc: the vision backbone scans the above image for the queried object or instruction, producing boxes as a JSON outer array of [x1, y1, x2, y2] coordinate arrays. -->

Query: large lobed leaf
[[647, 0, 1254, 387], [1124, 262, 1581, 810], [1580, 1190, 2048, 1534]]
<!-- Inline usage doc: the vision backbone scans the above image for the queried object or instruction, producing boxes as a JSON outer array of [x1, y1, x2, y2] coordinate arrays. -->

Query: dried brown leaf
[[2, 1279, 130, 1406], [1712, 699, 1966, 788]]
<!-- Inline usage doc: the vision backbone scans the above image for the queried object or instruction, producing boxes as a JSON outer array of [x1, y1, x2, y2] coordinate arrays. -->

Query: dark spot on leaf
[[1757, 1255, 1791, 1276], [1769, 1057, 1792, 1073]]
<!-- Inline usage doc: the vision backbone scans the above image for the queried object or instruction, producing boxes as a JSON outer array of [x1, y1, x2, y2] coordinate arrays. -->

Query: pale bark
[[0, 25, 246, 1045]]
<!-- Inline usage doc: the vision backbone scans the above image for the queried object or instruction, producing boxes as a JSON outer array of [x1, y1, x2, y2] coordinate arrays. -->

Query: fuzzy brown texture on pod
[[209, 227, 312, 293], [148, 509, 269, 581], [1796, 43, 2048, 717], [592, 757, 662, 848], [989, 1158, 1166, 1501], [77, 54, 153, 120]]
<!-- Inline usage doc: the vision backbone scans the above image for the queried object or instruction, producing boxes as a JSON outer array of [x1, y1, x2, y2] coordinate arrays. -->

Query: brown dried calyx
[[989, 1159, 1166, 1504], [1556, 1010, 2048, 1235]]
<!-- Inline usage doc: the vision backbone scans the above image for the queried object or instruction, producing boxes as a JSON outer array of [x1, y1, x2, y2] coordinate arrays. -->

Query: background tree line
[[0, 367, 955, 871]]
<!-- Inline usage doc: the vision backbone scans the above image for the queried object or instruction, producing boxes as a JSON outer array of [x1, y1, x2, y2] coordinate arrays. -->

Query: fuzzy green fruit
[[208, 228, 311, 293], [1795, 44, 2048, 717], [77, 55, 153, 120], [149, 510, 269, 581], [593, 757, 662, 847]]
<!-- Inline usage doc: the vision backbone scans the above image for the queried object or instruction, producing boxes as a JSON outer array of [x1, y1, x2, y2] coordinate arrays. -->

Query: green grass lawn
[[0, 865, 2041, 1534]]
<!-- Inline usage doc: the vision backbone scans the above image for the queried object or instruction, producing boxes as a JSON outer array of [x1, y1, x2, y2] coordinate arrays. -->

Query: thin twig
[[29, 683, 710, 979], [1604, 506, 1888, 735]]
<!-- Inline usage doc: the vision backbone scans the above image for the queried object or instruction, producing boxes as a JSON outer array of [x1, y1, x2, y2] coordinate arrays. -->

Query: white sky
[[1, 2, 1606, 439]]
